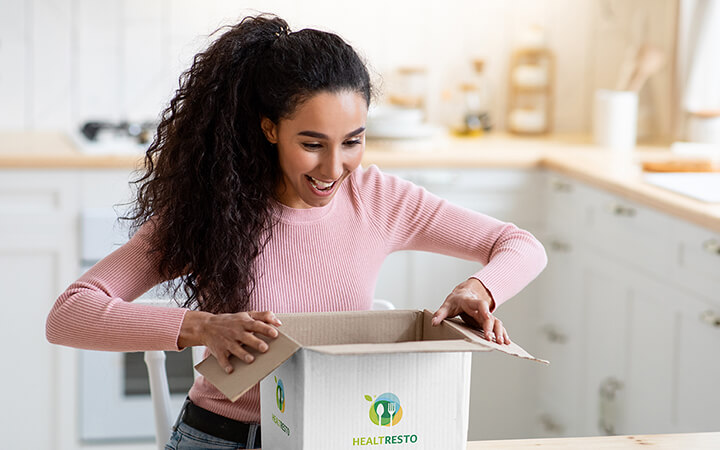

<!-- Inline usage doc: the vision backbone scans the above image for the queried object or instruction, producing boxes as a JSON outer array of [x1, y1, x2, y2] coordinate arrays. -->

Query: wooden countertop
[[467, 431, 720, 449], [2, 132, 719, 233]]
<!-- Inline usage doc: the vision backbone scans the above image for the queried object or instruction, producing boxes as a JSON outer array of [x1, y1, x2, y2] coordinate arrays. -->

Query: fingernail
[[273, 315, 282, 325], [245, 355, 254, 363], [271, 329, 279, 337], [259, 343, 268, 352], [225, 367, 233, 374]]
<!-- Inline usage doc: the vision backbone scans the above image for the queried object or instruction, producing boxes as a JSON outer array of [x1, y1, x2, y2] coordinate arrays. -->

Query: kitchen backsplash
[[0, 0, 676, 139]]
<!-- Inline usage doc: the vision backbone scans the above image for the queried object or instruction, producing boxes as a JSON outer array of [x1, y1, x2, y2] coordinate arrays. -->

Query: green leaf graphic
[[364, 395, 372, 402]]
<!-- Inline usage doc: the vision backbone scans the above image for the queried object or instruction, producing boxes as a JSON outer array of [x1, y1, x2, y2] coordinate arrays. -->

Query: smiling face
[[261, 90, 368, 209]]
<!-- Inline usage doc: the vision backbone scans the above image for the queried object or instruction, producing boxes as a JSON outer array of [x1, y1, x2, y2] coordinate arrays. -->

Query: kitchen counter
[[467, 431, 720, 449], [2, 131, 719, 233]]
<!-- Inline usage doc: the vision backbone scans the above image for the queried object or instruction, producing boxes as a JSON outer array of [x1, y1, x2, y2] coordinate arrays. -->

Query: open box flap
[[195, 331, 302, 402], [196, 309, 548, 402], [431, 311, 549, 364]]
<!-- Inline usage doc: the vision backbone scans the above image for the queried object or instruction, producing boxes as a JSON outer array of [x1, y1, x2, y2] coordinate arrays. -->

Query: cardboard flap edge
[[306, 340, 493, 355], [423, 309, 549, 365], [195, 331, 303, 401]]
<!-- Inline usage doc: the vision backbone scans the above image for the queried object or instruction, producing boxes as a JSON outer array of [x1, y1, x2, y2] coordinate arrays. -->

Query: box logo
[[353, 392, 417, 445], [274, 376, 285, 413], [364, 392, 403, 426]]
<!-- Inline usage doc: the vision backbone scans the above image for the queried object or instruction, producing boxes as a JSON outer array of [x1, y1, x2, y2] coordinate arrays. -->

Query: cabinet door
[[532, 232, 585, 438], [672, 219, 720, 305], [467, 285, 543, 441], [675, 295, 720, 432], [0, 170, 78, 449], [624, 280, 681, 435], [577, 232, 684, 438], [625, 274, 720, 435], [579, 252, 632, 437]]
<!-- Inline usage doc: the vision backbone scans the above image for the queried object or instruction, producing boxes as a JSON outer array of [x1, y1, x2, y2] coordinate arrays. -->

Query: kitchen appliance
[[78, 208, 193, 442], [72, 120, 157, 154]]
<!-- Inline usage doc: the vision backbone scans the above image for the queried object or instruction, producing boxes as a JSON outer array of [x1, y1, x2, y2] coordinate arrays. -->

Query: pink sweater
[[46, 165, 546, 423]]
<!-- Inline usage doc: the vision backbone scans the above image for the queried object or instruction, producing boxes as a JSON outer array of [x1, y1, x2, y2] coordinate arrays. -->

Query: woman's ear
[[260, 117, 278, 144]]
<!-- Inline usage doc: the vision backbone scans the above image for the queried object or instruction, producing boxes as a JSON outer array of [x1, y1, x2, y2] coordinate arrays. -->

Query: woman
[[46, 14, 546, 449]]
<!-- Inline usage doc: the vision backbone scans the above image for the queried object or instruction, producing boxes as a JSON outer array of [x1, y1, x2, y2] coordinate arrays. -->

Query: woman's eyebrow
[[297, 127, 366, 139]]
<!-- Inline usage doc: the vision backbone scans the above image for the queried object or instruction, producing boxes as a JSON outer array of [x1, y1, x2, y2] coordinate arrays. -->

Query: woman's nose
[[321, 147, 344, 180]]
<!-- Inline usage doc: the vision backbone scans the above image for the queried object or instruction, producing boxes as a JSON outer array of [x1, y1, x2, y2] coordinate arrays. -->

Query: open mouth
[[305, 175, 338, 193]]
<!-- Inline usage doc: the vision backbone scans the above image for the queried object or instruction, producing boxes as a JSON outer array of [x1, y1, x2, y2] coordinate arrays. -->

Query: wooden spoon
[[627, 45, 666, 92]]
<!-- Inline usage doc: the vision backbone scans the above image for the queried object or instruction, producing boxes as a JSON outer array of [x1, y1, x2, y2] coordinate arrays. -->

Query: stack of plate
[[366, 105, 444, 140]]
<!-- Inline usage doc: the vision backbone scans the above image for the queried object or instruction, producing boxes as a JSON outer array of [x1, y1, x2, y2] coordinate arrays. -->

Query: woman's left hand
[[431, 278, 510, 345]]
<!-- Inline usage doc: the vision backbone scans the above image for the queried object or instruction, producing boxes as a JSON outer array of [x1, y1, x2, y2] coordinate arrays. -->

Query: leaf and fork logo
[[364, 392, 403, 427], [274, 376, 285, 413]]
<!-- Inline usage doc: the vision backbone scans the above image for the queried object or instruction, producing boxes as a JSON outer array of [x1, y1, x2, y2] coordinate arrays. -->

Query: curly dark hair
[[124, 14, 373, 314]]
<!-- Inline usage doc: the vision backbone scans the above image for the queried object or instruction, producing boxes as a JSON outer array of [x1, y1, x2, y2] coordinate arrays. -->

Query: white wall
[[0, 0, 676, 139]]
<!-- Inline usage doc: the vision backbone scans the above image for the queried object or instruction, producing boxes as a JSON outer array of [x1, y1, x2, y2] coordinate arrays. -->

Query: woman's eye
[[302, 143, 323, 150], [344, 140, 362, 146]]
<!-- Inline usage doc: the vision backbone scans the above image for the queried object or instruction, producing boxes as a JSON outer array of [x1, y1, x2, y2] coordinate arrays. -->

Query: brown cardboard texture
[[195, 309, 547, 402]]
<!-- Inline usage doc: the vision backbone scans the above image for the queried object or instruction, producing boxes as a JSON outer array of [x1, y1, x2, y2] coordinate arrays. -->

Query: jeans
[[165, 403, 260, 450]]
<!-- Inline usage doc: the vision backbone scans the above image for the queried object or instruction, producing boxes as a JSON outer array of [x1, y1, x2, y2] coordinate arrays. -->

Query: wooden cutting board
[[642, 159, 719, 172]]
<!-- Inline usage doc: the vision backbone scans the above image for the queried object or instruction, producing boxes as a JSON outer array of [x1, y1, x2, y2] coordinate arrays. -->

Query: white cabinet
[[0, 170, 79, 449], [578, 252, 720, 437], [535, 172, 720, 439], [0, 168, 150, 450], [675, 295, 720, 433]]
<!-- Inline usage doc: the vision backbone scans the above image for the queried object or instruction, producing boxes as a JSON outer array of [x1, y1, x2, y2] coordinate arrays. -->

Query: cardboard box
[[197, 310, 547, 449]]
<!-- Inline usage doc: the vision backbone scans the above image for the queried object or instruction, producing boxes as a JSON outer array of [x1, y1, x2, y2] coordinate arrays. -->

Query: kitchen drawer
[[543, 171, 589, 235], [0, 169, 78, 216], [409, 168, 542, 192], [404, 168, 543, 228], [671, 219, 720, 306], [579, 186, 677, 278]]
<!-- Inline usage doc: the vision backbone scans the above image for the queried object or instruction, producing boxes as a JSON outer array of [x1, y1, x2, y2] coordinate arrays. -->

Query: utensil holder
[[593, 89, 638, 152]]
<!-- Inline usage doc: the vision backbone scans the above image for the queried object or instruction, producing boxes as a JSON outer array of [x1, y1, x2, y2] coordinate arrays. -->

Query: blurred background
[[1, 0, 694, 144], [3, 1, 720, 450]]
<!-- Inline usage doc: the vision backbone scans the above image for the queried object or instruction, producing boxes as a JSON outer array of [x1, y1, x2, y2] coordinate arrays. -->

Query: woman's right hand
[[179, 310, 282, 374]]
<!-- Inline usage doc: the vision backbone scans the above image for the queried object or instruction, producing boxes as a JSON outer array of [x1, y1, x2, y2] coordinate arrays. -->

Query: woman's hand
[[179, 310, 282, 373], [431, 278, 510, 345]]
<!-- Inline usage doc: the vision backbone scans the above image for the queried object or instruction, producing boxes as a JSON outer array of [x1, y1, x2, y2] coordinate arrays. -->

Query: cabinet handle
[[703, 239, 720, 255], [700, 310, 720, 328], [598, 376, 624, 436], [550, 240, 572, 252], [551, 178, 574, 192], [607, 202, 636, 217], [538, 413, 565, 434], [541, 324, 568, 344]]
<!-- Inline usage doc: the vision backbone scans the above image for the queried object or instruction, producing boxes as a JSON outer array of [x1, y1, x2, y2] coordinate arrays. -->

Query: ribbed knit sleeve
[[45, 220, 187, 352], [355, 165, 547, 309]]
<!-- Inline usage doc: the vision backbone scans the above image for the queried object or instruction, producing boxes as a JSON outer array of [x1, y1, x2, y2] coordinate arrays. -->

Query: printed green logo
[[274, 376, 285, 413], [364, 392, 403, 426], [353, 392, 417, 445]]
